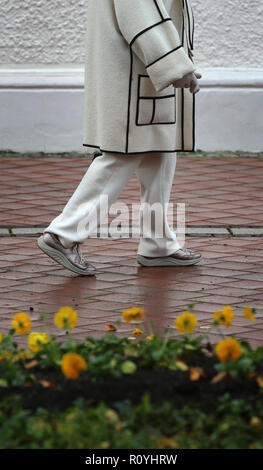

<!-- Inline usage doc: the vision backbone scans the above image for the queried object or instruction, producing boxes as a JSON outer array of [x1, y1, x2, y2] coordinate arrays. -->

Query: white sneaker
[[37, 232, 96, 276], [137, 248, 202, 267]]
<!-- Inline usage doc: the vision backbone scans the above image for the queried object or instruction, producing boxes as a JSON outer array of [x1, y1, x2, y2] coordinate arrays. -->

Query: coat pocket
[[136, 75, 176, 126]]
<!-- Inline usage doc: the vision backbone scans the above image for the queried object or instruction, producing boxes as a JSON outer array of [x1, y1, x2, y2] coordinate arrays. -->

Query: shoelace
[[74, 244, 86, 264], [180, 248, 195, 256]]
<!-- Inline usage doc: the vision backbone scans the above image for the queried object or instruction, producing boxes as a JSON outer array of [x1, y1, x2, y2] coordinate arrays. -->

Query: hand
[[173, 71, 202, 94]]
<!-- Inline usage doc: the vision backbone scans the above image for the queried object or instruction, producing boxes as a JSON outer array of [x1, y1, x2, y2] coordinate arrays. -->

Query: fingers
[[193, 84, 200, 94], [173, 71, 202, 91], [188, 72, 201, 92], [183, 75, 192, 88], [190, 77, 200, 94], [190, 83, 200, 94]]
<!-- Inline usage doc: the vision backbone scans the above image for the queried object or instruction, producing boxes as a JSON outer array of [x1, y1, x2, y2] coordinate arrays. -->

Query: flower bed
[[1, 305, 263, 449]]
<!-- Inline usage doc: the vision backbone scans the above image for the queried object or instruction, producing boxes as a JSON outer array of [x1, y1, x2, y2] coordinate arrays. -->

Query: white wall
[[1, 0, 262, 68], [0, 0, 262, 152], [192, 0, 263, 68]]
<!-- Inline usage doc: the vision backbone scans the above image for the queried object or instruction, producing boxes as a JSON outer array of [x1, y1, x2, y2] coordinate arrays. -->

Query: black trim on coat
[[125, 46, 133, 153], [154, 0, 164, 20], [150, 99, 156, 124], [181, 12, 185, 151], [185, 0, 193, 51], [83, 143, 191, 155], [145, 45, 183, 69], [135, 74, 176, 126], [130, 18, 172, 48]]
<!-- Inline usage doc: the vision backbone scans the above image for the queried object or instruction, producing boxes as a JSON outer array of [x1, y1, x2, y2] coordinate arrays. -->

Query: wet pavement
[[0, 153, 262, 348]]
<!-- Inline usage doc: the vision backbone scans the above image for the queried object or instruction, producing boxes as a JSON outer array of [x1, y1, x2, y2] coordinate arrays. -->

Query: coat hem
[[82, 144, 195, 154]]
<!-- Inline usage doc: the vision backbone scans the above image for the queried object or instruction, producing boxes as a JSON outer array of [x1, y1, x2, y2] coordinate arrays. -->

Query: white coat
[[83, 0, 196, 155]]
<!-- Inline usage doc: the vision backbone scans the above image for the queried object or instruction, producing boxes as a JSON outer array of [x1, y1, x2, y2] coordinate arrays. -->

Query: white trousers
[[43, 151, 182, 257]]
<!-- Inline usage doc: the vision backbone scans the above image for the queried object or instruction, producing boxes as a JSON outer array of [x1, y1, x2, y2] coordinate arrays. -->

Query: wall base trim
[[0, 66, 262, 152]]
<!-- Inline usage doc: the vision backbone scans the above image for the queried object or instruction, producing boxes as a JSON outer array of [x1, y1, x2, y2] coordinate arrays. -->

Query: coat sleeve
[[113, 0, 196, 92]]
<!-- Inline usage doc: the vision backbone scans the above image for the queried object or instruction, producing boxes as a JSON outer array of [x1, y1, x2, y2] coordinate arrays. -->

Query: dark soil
[[1, 354, 263, 413]]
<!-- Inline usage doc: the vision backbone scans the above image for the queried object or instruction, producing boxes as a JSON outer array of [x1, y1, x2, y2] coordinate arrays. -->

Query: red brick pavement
[[0, 155, 263, 349], [0, 155, 263, 226]]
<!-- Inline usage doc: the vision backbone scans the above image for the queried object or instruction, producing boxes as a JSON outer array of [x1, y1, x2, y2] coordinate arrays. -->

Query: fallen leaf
[[256, 376, 263, 388], [189, 367, 206, 381], [250, 416, 260, 427], [38, 379, 57, 390], [105, 324, 117, 332], [175, 360, 189, 371], [24, 360, 38, 370], [211, 371, 228, 384], [246, 371, 256, 379]]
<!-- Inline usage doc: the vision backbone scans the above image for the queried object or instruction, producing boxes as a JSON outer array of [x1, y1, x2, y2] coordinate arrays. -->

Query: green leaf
[[121, 361, 137, 374], [152, 350, 163, 361], [109, 359, 117, 368], [184, 344, 197, 351], [0, 378, 8, 387]]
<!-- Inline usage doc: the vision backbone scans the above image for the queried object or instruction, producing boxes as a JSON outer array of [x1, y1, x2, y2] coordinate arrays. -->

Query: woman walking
[[37, 0, 202, 276]]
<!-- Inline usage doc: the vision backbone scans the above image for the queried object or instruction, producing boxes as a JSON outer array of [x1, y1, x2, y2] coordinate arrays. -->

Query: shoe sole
[[137, 254, 202, 267], [37, 236, 96, 276]]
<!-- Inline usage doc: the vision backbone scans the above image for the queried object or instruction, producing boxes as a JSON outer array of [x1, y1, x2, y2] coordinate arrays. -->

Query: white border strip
[[0, 66, 262, 89], [0, 66, 262, 152]]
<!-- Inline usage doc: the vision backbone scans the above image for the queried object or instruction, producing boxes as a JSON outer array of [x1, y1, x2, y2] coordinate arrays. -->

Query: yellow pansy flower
[[133, 328, 143, 335], [12, 350, 34, 362], [175, 312, 197, 334], [215, 338, 242, 363], [11, 312, 31, 335], [61, 353, 87, 379], [54, 306, 78, 330], [243, 306, 256, 322], [213, 305, 234, 328], [122, 307, 146, 324], [0, 350, 12, 362], [28, 332, 51, 353], [146, 334, 155, 341], [0, 333, 3, 343]]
